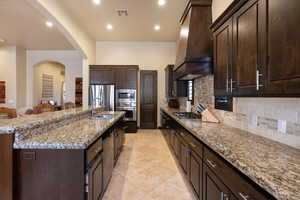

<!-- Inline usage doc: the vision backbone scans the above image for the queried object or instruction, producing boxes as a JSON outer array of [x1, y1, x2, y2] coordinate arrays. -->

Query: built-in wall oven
[[116, 89, 137, 121]]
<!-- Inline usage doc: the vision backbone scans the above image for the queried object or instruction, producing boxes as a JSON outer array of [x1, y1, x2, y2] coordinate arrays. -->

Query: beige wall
[[27, 50, 82, 108], [96, 41, 177, 126], [212, 0, 234, 22], [16, 46, 27, 109], [33, 62, 65, 106], [0, 46, 17, 108]]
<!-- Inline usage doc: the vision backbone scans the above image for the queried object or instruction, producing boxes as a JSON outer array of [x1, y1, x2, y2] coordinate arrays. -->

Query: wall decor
[[42, 74, 53, 98], [0, 81, 6, 104]]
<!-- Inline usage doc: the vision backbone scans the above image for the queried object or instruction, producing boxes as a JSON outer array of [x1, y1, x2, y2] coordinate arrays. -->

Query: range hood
[[174, 0, 213, 80]]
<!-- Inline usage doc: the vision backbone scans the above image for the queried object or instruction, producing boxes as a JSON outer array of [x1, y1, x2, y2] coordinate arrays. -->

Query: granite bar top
[[161, 107, 300, 200], [0, 107, 95, 134], [14, 111, 125, 149]]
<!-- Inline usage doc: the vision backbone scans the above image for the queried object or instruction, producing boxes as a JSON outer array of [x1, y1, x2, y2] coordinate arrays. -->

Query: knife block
[[201, 108, 220, 123]]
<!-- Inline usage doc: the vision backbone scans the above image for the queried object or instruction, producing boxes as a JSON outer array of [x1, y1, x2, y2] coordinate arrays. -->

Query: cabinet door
[[126, 68, 137, 89], [174, 133, 181, 159], [214, 18, 233, 96], [87, 156, 103, 200], [233, 0, 266, 96], [264, 0, 300, 95], [90, 68, 114, 84], [189, 151, 203, 199], [114, 68, 125, 89], [203, 164, 231, 200], [179, 137, 189, 174]]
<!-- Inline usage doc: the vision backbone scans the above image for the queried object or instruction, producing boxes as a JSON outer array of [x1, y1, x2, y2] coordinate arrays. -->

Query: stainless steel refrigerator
[[89, 84, 115, 111]]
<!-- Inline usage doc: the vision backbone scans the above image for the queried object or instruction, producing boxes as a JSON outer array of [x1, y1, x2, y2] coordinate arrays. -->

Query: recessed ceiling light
[[154, 25, 161, 31], [93, 0, 101, 5], [158, 0, 166, 6], [0, 38, 5, 43], [106, 24, 113, 30], [46, 21, 53, 28]]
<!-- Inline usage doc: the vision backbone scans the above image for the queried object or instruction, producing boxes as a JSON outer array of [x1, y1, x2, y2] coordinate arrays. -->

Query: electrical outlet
[[277, 120, 287, 134]]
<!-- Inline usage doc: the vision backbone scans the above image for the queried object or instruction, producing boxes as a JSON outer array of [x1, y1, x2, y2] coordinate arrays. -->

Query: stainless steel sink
[[90, 114, 115, 120]]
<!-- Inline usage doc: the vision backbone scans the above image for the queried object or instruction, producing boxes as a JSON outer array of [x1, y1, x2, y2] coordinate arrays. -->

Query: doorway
[[140, 70, 158, 129]]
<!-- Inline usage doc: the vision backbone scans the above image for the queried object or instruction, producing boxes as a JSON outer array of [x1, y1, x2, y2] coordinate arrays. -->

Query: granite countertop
[[14, 111, 125, 149], [161, 107, 300, 200], [0, 107, 95, 134]]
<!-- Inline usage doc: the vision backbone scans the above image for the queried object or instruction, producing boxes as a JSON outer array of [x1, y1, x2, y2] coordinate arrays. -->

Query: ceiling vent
[[116, 9, 128, 16]]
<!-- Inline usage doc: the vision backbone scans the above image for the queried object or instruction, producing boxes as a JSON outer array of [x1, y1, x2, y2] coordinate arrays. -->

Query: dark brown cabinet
[[160, 110, 276, 200], [87, 155, 103, 200], [90, 65, 138, 89], [212, 0, 300, 97], [233, 0, 266, 96], [165, 65, 188, 98], [90, 67, 114, 85], [213, 18, 233, 96], [189, 150, 203, 199], [203, 163, 233, 200], [265, 0, 300, 95]]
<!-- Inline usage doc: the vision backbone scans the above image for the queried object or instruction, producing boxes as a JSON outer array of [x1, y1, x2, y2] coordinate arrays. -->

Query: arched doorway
[[33, 61, 66, 107]]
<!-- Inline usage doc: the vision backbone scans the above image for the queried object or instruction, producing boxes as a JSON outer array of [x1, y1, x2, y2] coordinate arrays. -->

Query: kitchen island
[[0, 107, 125, 200], [161, 107, 300, 200]]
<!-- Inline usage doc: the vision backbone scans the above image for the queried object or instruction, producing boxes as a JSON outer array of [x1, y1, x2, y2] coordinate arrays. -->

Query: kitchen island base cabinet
[[14, 150, 85, 200]]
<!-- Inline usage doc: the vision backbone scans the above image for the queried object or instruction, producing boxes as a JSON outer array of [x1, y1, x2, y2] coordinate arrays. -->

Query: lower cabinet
[[87, 155, 103, 200], [189, 151, 202, 199], [203, 163, 234, 200], [160, 111, 276, 200]]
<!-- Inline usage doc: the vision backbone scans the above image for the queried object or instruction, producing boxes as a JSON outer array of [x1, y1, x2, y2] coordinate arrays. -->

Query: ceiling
[[57, 0, 188, 42], [0, 0, 74, 50]]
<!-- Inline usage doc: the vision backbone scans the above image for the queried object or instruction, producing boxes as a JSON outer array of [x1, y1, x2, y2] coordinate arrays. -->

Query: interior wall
[[16, 46, 27, 109], [27, 50, 82, 108], [0, 46, 17, 108], [96, 41, 177, 126], [33, 62, 65, 106], [212, 0, 234, 22]]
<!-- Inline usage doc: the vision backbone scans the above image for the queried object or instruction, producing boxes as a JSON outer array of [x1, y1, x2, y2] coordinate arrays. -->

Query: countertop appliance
[[89, 84, 115, 111], [116, 89, 136, 121]]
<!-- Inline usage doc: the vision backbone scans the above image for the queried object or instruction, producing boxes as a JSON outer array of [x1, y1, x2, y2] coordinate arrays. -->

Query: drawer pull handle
[[239, 193, 251, 200], [189, 142, 196, 148], [207, 159, 217, 168], [221, 192, 229, 200]]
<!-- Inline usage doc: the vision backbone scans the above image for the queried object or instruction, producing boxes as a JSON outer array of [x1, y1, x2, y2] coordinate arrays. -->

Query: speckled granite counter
[[0, 107, 95, 134], [13, 111, 124, 149], [161, 107, 300, 200]]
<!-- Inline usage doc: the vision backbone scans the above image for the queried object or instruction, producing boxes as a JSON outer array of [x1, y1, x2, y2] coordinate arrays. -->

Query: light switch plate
[[278, 120, 287, 134]]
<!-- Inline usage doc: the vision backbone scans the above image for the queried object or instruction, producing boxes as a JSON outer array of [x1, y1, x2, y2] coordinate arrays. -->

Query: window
[[187, 80, 193, 103]]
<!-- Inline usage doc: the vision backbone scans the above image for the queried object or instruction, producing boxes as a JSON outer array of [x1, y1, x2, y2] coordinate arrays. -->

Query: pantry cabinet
[[212, 0, 300, 97]]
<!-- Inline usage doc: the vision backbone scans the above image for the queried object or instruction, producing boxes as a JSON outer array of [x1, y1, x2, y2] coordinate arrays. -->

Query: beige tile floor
[[102, 129, 197, 200]]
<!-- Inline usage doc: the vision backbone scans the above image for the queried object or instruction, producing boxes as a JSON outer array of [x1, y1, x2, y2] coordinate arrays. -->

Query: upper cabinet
[[265, 0, 300, 95], [213, 18, 233, 97], [90, 65, 138, 89], [174, 0, 213, 80], [165, 65, 188, 98], [212, 0, 300, 97]]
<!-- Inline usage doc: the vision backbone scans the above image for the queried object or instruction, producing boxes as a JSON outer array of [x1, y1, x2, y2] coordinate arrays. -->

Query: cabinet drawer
[[204, 147, 272, 200], [86, 137, 103, 164], [186, 133, 203, 158]]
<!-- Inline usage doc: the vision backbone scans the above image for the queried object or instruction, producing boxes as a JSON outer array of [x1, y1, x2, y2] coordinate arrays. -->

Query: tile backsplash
[[179, 75, 300, 149]]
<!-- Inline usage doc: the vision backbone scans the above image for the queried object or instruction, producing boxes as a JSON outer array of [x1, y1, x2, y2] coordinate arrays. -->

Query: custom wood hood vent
[[174, 0, 213, 80]]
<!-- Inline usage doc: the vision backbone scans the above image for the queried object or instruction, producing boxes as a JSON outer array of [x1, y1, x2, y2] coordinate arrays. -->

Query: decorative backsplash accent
[[178, 75, 300, 148], [0, 81, 5, 104]]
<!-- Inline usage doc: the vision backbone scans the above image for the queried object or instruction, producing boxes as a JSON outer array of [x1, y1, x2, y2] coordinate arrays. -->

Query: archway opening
[[33, 61, 66, 108]]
